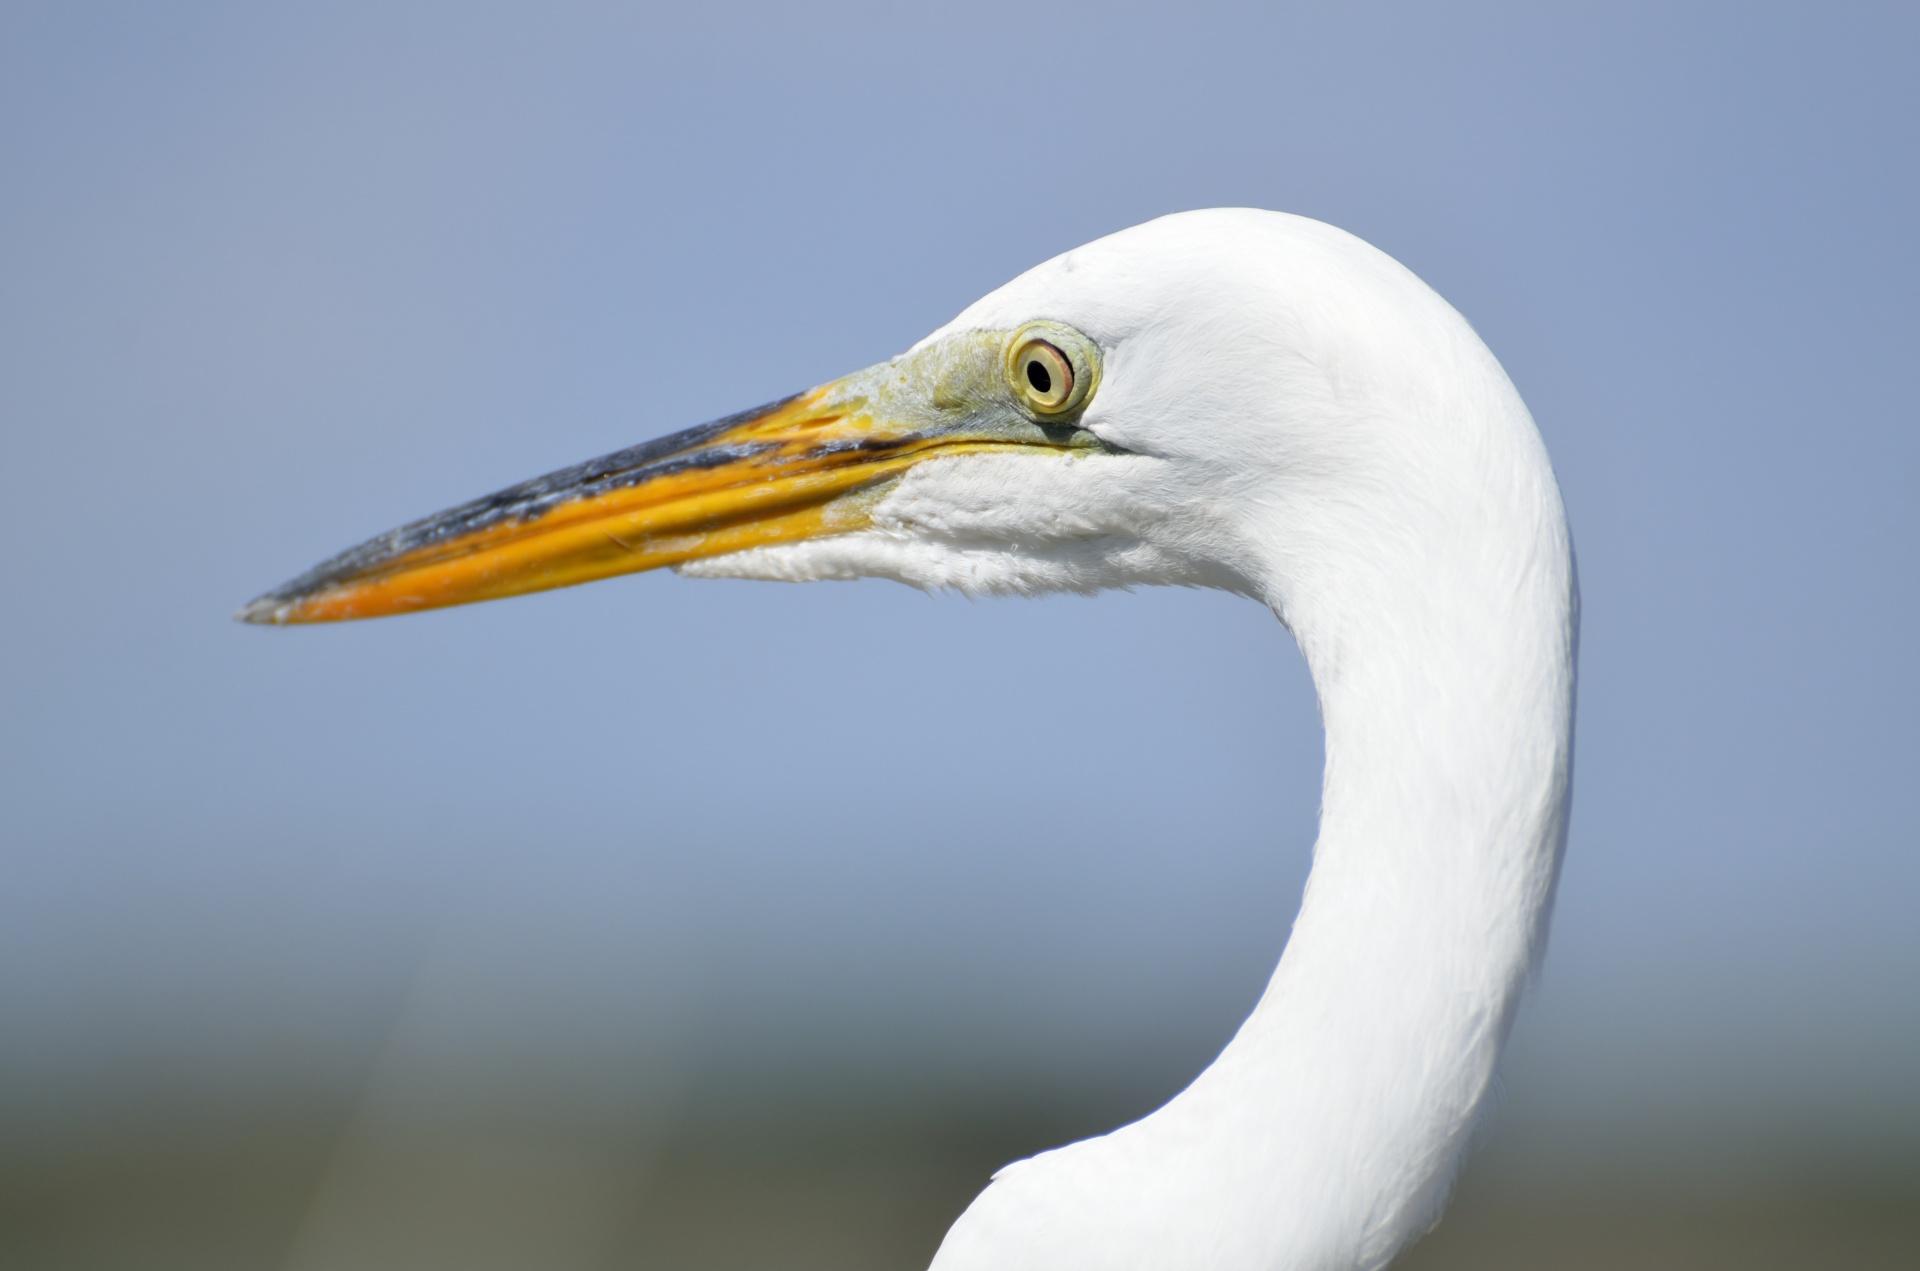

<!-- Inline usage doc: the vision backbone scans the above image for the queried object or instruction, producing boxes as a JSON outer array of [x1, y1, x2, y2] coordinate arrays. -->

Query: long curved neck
[[1202, 425, 1578, 1268], [934, 315, 1576, 1271], [1253, 528, 1575, 1264], [933, 465, 1577, 1271]]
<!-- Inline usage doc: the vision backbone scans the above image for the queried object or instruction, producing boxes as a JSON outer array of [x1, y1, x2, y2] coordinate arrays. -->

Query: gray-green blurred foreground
[[4, 1078, 1914, 1271]]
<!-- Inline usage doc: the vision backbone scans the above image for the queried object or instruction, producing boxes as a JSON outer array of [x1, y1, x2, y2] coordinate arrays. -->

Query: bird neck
[[933, 314, 1576, 1271], [1195, 464, 1578, 1267], [933, 466, 1577, 1271]]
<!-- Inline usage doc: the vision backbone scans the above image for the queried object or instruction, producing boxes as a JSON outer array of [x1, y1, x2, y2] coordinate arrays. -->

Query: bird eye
[[1016, 341, 1072, 410], [1005, 322, 1098, 419]]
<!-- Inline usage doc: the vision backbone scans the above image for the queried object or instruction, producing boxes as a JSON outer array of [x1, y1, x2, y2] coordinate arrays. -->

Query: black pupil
[[1025, 358, 1053, 394]]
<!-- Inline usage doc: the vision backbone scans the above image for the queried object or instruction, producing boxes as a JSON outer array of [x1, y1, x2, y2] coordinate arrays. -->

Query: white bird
[[243, 209, 1577, 1271]]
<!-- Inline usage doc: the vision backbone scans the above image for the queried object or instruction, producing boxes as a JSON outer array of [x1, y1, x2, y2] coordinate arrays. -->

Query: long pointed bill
[[238, 329, 1101, 624]]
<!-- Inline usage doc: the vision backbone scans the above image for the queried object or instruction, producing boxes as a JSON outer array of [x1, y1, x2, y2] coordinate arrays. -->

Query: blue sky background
[[2, 0, 1916, 1189]]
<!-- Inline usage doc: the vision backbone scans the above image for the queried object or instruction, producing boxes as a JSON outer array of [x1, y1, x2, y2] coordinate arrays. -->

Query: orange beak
[[237, 376, 1084, 625]]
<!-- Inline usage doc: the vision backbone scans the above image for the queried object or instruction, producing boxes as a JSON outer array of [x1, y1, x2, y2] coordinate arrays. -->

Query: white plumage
[[696, 210, 1576, 1270]]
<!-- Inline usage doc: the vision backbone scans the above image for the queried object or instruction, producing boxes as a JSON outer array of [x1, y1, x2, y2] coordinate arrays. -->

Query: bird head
[[239, 210, 1477, 625]]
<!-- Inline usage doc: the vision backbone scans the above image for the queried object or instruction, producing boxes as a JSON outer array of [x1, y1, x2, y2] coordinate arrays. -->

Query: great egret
[[243, 209, 1577, 1271]]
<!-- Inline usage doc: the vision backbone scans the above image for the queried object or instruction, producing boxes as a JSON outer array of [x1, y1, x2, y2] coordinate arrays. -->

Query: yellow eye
[[1003, 321, 1100, 419], [1013, 339, 1074, 412]]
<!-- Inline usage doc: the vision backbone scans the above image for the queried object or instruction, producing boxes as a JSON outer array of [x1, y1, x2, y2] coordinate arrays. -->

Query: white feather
[[688, 209, 1576, 1271]]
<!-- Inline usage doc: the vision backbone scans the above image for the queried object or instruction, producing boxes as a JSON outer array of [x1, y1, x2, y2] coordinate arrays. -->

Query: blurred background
[[2, 3, 1916, 1268]]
